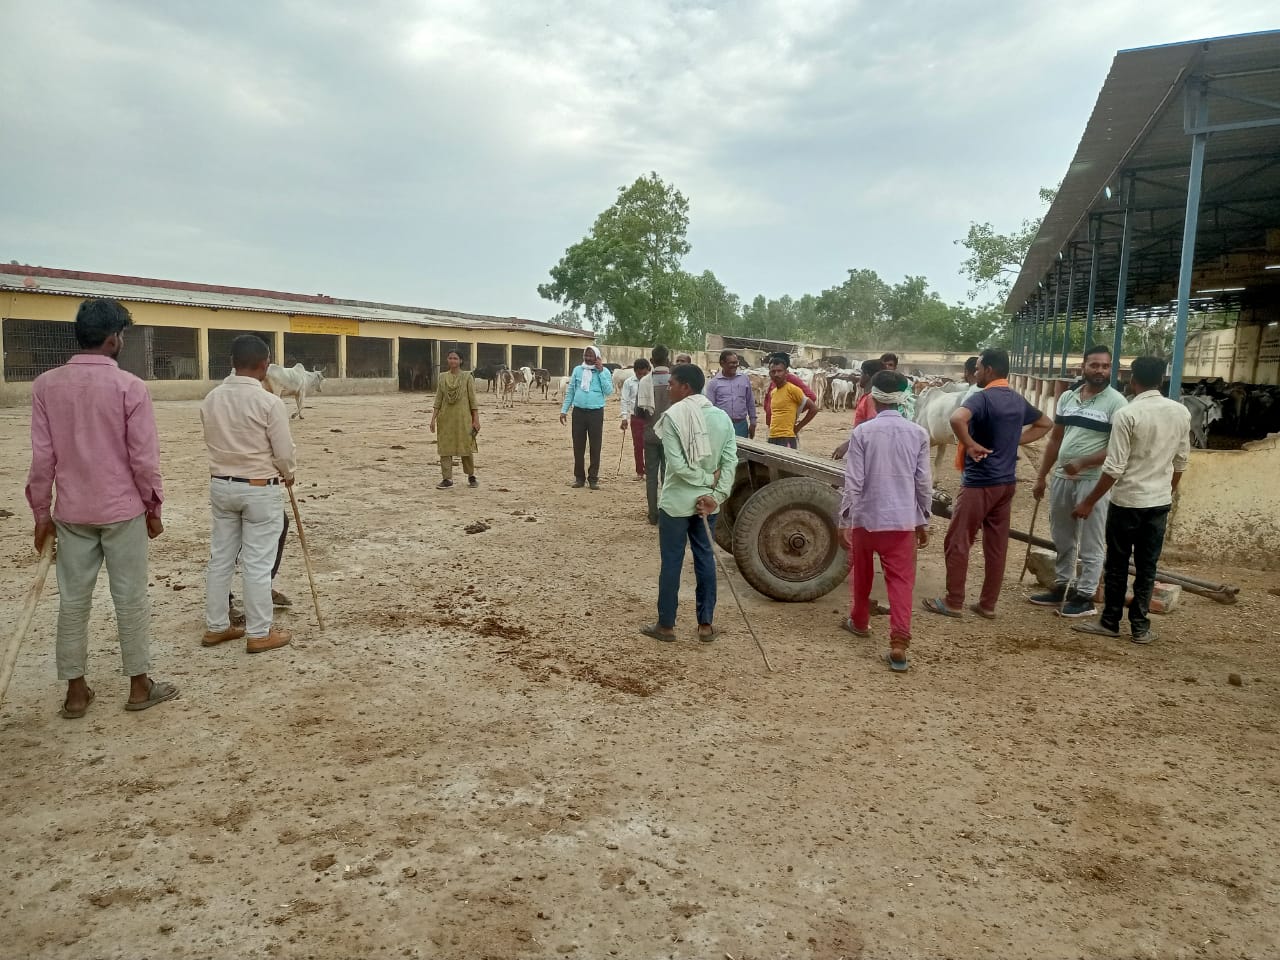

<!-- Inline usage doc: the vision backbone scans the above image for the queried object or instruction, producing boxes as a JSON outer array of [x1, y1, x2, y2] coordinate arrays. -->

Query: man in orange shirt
[[765, 358, 816, 448]]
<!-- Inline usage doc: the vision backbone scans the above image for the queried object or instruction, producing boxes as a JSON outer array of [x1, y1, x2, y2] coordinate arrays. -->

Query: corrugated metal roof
[[0, 267, 594, 339], [1006, 30, 1280, 315]]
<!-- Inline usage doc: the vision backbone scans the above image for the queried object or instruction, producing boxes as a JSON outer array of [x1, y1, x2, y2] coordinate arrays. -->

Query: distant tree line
[[538, 172, 1039, 353]]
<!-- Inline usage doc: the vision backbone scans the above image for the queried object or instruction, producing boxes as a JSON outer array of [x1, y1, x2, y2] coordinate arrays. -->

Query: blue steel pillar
[[1048, 259, 1063, 376], [1169, 83, 1209, 398], [1061, 245, 1077, 376], [1110, 174, 1136, 387], [1083, 217, 1100, 360]]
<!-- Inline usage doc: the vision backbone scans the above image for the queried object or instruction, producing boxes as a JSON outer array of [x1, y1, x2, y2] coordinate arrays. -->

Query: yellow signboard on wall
[[289, 316, 359, 336]]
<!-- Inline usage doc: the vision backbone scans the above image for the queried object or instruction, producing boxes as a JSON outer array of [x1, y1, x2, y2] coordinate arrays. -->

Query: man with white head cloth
[[838, 370, 932, 671], [559, 345, 614, 489]]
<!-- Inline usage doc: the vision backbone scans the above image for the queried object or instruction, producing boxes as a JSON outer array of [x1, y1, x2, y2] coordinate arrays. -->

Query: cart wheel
[[713, 478, 755, 551], [731, 476, 847, 602]]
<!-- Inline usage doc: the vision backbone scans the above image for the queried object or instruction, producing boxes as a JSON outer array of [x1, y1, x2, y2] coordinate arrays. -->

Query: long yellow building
[[0, 265, 594, 405]]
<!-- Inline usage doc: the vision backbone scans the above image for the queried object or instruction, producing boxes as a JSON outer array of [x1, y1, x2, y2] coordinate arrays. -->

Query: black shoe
[[437, 479, 453, 489], [1057, 594, 1098, 619], [467, 475, 478, 488], [571, 480, 585, 488], [589, 481, 600, 490], [1131, 629, 1157, 645], [1029, 585, 1067, 606]]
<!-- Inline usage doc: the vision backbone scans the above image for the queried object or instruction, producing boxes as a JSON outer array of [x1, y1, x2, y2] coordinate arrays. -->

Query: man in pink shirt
[[838, 370, 932, 670], [25, 299, 178, 718]]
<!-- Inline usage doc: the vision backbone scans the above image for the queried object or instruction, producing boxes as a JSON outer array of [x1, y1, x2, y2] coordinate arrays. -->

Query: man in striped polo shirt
[[1029, 345, 1129, 618]]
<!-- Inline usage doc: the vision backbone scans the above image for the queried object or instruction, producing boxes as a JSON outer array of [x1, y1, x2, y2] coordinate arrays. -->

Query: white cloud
[[0, 0, 1276, 314]]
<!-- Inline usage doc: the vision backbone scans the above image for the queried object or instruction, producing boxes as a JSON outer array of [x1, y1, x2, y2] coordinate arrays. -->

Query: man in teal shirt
[[641, 364, 737, 643], [558, 345, 614, 489], [1030, 344, 1129, 618]]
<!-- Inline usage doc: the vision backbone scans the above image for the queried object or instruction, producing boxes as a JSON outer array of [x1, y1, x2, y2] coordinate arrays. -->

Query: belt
[[212, 476, 280, 486]]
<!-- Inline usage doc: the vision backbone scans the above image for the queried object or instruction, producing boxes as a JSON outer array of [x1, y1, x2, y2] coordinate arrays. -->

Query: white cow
[[266, 363, 326, 419], [830, 378, 856, 412], [612, 367, 631, 395], [914, 386, 968, 470], [551, 375, 571, 401], [518, 366, 533, 402]]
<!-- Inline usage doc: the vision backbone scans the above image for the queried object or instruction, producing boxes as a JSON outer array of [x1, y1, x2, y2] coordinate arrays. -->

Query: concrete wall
[[1166, 436, 1280, 567], [0, 377, 398, 407]]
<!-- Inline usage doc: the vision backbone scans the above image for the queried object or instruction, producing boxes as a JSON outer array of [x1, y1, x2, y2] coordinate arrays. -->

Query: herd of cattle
[[316, 355, 1280, 452]]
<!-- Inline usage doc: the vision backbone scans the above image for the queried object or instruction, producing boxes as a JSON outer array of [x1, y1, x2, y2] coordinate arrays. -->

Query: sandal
[[968, 604, 997, 620], [59, 687, 95, 719], [840, 618, 870, 638], [921, 597, 962, 618], [124, 679, 179, 712], [886, 651, 910, 673]]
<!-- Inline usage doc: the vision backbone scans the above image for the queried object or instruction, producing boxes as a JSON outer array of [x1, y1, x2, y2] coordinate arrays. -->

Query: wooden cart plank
[[734, 438, 844, 488]]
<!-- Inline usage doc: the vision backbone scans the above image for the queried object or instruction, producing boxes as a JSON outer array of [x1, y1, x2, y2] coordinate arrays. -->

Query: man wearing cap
[[200, 334, 296, 654]]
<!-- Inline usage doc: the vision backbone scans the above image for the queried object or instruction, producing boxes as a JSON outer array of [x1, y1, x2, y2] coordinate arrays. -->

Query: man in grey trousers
[[25, 299, 178, 718], [1029, 344, 1129, 618]]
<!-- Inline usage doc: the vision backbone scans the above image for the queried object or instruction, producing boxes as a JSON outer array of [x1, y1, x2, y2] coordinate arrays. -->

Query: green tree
[[678, 269, 740, 350], [956, 186, 1057, 304], [537, 172, 691, 346]]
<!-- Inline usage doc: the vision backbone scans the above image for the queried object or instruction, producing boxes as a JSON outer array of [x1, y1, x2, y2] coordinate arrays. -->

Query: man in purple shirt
[[25, 299, 178, 718], [924, 348, 1052, 619], [703, 350, 756, 438], [838, 370, 932, 671]]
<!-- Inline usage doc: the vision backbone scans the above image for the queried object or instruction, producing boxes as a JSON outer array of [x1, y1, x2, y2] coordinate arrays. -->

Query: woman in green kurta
[[429, 351, 480, 489]]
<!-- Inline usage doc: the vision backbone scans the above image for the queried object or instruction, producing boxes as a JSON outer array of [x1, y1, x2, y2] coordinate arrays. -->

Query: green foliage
[[538, 173, 1035, 354], [957, 186, 1057, 304], [537, 172, 691, 347]]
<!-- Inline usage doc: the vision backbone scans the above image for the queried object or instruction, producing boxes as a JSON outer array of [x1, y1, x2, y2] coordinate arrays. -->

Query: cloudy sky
[[1, 1, 1275, 322]]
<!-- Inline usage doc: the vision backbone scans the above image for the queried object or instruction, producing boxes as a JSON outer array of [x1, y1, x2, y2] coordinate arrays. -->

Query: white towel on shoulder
[[657, 394, 713, 464]]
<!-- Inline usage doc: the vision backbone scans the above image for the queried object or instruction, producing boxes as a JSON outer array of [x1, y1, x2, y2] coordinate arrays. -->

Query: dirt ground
[[1, 389, 1278, 960]]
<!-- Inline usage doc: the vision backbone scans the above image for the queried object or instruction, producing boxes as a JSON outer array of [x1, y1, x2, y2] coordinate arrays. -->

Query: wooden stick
[[1, 538, 54, 707], [1019, 498, 1041, 585], [703, 514, 775, 673], [287, 486, 325, 632]]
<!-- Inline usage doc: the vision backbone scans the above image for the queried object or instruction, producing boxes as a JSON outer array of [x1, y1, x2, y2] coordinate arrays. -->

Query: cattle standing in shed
[[474, 364, 506, 392], [266, 363, 326, 419]]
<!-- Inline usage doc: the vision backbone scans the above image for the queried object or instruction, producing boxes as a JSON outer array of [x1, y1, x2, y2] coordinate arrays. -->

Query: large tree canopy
[[538, 172, 691, 346]]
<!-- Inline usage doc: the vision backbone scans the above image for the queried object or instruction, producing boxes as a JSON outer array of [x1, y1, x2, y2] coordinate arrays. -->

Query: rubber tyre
[[713, 476, 755, 551], [731, 476, 848, 602]]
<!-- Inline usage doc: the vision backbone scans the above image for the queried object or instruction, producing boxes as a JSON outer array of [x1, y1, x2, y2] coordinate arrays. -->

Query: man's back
[[961, 386, 1040, 487], [844, 412, 930, 530], [28, 356, 161, 525], [200, 376, 295, 480], [1105, 391, 1191, 508], [658, 405, 736, 516]]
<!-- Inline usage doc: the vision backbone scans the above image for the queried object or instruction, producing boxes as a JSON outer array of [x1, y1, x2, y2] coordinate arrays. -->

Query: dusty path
[[1, 391, 1277, 960]]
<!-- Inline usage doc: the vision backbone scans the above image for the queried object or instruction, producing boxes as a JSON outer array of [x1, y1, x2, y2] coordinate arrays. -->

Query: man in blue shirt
[[559, 345, 614, 489], [923, 348, 1052, 619], [704, 350, 757, 438]]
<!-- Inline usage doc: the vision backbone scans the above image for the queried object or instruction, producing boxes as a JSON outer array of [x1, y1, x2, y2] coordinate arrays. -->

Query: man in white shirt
[[619, 358, 651, 481], [200, 335, 297, 653], [1071, 356, 1191, 644]]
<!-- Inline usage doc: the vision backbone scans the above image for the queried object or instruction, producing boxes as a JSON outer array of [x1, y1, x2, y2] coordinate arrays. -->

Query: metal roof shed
[[1005, 30, 1280, 394]]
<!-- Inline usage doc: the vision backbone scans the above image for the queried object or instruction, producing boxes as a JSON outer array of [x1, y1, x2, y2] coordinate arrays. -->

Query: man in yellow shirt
[[765, 357, 816, 448]]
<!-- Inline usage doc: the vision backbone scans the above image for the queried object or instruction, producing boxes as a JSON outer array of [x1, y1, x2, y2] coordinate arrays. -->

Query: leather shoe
[[202, 626, 246, 647], [246, 627, 291, 654]]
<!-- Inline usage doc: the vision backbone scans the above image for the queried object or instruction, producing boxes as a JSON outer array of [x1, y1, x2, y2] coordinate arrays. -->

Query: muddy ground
[[1, 390, 1277, 960]]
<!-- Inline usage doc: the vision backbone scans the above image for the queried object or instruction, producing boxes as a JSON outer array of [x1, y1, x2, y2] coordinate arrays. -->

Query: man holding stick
[[640, 364, 737, 643], [25, 298, 177, 717], [200, 335, 296, 653]]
